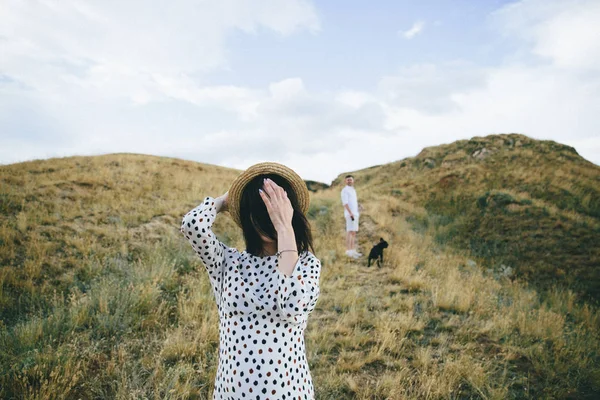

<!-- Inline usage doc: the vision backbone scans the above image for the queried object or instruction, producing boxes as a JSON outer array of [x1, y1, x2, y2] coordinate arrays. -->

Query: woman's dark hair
[[239, 173, 315, 257]]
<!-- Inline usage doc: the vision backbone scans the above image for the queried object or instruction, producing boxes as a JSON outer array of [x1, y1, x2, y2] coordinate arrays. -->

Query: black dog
[[368, 238, 389, 268]]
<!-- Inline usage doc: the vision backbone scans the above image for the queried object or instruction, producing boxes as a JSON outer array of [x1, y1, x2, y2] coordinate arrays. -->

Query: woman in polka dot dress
[[180, 171, 321, 400]]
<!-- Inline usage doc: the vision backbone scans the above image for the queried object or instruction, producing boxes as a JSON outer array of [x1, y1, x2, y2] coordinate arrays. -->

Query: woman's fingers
[[260, 178, 294, 228], [261, 179, 272, 198], [273, 179, 286, 198], [263, 178, 283, 201], [262, 177, 291, 210], [259, 187, 273, 210]]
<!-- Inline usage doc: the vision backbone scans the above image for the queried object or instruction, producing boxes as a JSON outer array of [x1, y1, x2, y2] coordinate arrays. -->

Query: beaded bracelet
[[275, 250, 298, 258]]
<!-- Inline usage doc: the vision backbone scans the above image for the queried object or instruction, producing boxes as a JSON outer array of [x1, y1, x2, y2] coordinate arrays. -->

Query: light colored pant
[[345, 214, 359, 231]]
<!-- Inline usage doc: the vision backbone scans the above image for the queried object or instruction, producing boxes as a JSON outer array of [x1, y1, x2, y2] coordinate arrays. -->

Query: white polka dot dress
[[180, 196, 321, 400]]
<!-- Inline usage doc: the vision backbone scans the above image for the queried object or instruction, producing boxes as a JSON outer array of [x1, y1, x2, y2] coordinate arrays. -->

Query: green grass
[[358, 133, 600, 304], [1, 135, 600, 398]]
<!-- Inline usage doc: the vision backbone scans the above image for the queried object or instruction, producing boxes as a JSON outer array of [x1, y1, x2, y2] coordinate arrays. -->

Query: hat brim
[[228, 162, 310, 229]]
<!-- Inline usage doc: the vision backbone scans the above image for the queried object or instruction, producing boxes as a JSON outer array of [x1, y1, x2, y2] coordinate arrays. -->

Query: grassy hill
[[1, 139, 599, 399], [334, 133, 600, 304]]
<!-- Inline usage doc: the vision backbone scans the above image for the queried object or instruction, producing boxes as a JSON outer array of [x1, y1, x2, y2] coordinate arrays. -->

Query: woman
[[180, 162, 321, 400]]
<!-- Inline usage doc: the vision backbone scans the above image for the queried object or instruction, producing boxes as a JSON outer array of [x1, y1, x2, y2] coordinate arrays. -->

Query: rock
[[467, 259, 477, 268], [500, 264, 513, 278], [424, 158, 436, 168], [472, 148, 493, 160]]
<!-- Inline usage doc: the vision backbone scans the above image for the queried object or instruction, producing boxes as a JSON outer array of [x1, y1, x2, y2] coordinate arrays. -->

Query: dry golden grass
[[1, 140, 599, 399]]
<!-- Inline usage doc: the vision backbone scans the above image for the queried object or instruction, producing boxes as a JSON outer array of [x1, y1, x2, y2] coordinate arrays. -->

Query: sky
[[1, 0, 599, 184]]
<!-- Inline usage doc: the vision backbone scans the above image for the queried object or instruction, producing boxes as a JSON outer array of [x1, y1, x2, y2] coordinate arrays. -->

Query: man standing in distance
[[341, 175, 363, 258]]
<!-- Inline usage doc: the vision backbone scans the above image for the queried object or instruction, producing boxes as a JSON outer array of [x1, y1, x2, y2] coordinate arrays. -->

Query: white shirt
[[341, 185, 359, 217]]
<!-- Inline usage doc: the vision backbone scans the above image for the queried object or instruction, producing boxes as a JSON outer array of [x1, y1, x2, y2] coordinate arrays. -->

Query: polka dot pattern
[[181, 196, 321, 399]]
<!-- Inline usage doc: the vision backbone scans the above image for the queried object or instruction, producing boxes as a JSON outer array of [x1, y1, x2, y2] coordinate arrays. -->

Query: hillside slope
[[1, 146, 599, 399], [332, 133, 600, 303], [0, 154, 244, 325]]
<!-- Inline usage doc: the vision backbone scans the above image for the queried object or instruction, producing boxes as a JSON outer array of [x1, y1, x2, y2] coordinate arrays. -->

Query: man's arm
[[344, 203, 355, 220], [341, 189, 354, 217]]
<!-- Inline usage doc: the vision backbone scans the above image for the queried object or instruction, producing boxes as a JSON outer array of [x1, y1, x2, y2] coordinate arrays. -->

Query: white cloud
[[0, 0, 319, 103], [370, 1, 600, 170], [269, 78, 307, 100], [378, 62, 488, 114], [1, 0, 599, 184], [492, 0, 600, 70], [401, 20, 425, 39], [0, 0, 323, 171]]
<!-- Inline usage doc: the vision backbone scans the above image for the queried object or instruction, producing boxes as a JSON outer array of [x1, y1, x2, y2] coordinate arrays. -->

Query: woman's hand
[[259, 178, 294, 231], [217, 191, 229, 213]]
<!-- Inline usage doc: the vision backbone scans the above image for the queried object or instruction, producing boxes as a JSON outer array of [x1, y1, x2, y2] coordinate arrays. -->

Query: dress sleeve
[[274, 252, 321, 325], [180, 196, 227, 307]]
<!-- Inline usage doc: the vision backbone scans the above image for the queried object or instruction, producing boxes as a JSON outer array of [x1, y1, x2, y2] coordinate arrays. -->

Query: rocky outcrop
[[472, 147, 493, 160]]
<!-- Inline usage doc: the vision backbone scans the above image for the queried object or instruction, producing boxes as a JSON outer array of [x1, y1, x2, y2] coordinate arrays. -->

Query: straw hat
[[227, 162, 310, 229]]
